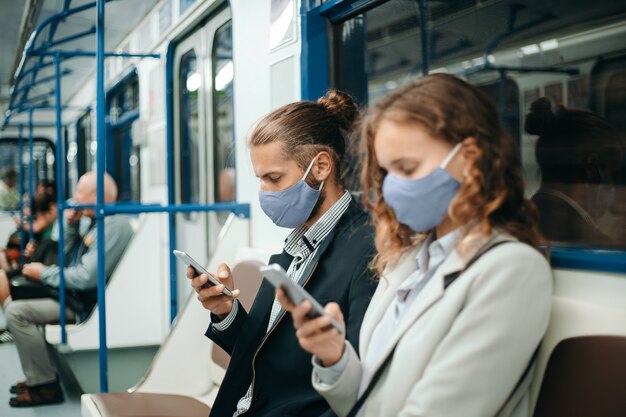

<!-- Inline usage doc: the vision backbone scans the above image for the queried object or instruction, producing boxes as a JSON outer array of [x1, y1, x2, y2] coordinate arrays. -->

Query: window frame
[[301, 0, 626, 273]]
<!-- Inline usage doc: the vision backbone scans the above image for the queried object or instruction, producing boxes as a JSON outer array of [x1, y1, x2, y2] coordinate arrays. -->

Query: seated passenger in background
[[188, 91, 377, 417], [0, 171, 134, 407], [527, 97, 626, 247], [280, 74, 552, 417], [0, 167, 19, 210], [0, 180, 59, 271]]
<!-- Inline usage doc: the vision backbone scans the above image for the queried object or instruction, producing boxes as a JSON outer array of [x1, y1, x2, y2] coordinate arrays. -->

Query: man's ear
[[313, 151, 333, 182], [460, 137, 481, 177]]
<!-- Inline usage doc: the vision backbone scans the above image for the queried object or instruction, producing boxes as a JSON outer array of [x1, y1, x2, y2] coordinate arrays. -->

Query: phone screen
[[173, 250, 233, 297]]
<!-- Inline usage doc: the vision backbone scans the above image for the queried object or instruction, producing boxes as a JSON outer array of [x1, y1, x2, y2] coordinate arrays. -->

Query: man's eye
[[269, 176, 281, 183]]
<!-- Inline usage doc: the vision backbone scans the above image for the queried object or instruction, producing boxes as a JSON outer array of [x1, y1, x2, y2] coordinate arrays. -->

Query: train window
[[179, 0, 196, 15], [107, 73, 141, 202], [66, 112, 93, 199], [77, 112, 93, 175], [0, 138, 55, 210], [328, 0, 626, 252], [211, 21, 235, 216], [178, 50, 200, 206]]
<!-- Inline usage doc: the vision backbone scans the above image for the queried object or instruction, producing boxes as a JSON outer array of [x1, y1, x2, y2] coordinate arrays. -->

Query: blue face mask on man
[[259, 157, 324, 228], [382, 143, 461, 233]]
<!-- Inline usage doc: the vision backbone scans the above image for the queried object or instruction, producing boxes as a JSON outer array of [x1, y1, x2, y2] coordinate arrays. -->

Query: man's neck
[[304, 183, 344, 228]]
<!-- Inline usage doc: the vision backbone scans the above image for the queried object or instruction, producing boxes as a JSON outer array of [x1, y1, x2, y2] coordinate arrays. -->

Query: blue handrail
[[95, 0, 108, 392], [54, 52, 68, 345], [17, 125, 25, 266]]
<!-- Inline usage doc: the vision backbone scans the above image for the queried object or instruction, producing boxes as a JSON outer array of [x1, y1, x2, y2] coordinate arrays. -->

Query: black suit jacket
[[205, 199, 377, 417]]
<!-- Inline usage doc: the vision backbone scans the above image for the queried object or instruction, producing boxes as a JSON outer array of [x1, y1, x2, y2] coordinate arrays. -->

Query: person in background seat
[[281, 74, 552, 417], [188, 90, 377, 417], [0, 180, 59, 271], [0, 171, 134, 407], [527, 97, 626, 248], [0, 167, 19, 210]]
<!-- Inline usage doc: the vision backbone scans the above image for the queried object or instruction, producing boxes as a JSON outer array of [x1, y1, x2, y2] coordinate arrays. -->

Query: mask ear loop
[[302, 156, 325, 191], [440, 143, 462, 169]]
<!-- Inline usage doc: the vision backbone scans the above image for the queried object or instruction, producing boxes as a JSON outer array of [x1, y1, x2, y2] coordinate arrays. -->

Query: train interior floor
[[0, 309, 159, 416]]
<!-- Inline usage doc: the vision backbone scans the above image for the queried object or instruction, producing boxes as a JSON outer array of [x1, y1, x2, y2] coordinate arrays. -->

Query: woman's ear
[[313, 151, 333, 182], [460, 137, 481, 177]]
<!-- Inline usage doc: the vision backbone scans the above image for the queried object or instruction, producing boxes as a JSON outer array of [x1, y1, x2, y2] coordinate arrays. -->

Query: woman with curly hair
[[279, 74, 552, 417]]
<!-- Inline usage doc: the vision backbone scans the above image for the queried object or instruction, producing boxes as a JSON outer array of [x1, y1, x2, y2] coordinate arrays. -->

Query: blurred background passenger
[[0, 171, 134, 407], [0, 181, 58, 271], [527, 98, 626, 247], [0, 167, 19, 210]]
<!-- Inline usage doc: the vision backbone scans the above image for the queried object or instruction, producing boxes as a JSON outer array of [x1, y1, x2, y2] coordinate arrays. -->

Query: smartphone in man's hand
[[173, 250, 233, 297]]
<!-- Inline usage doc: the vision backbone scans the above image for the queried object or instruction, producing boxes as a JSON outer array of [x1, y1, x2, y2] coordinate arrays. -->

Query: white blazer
[[313, 232, 552, 417]]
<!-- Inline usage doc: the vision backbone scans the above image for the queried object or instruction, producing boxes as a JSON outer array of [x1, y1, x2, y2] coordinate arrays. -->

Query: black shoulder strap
[[346, 240, 513, 417], [443, 240, 512, 289]]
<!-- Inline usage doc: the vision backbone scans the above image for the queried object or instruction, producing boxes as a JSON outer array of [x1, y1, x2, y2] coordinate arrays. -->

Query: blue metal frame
[[54, 52, 68, 344], [165, 41, 178, 325], [300, 0, 331, 100], [550, 247, 626, 273], [303, 0, 625, 274], [17, 125, 26, 265]]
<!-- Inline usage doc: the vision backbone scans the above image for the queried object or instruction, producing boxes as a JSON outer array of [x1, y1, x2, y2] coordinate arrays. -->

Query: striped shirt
[[232, 190, 353, 416]]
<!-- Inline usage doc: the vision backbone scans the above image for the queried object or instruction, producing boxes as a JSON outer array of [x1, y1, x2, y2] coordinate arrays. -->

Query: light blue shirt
[[314, 229, 461, 398]]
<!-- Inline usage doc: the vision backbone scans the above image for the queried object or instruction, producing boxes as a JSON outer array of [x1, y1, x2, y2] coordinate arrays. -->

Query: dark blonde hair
[[249, 90, 358, 185], [361, 73, 545, 275]]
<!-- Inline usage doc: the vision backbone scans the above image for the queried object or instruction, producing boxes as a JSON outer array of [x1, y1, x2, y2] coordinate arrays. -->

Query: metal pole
[[418, 0, 429, 76], [165, 42, 177, 323], [27, 109, 34, 243], [54, 52, 68, 345], [95, 0, 108, 393], [17, 125, 25, 265]]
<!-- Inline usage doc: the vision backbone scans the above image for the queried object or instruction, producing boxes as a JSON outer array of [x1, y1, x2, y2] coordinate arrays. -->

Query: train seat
[[45, 214, 164, 350], [532, 335, 626, 417], [530, 291, 626, 416], [81, 247, 269, 417]]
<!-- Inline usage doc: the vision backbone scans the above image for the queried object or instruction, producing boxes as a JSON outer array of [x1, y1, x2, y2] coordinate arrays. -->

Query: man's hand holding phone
[[277, 289, 346, 367], [187, 262, 240, 319]]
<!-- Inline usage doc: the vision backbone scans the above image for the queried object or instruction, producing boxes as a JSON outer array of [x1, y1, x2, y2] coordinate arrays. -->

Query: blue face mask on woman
[[259, 157, 324, 228], [382, 143, 461, 233]]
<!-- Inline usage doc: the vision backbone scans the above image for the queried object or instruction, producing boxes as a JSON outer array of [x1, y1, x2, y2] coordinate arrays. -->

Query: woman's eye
[[269, 176, 281, 183], [400, 166, 416, 176]]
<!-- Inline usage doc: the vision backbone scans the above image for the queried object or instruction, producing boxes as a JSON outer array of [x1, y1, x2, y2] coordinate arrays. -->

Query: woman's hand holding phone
[[277, 288, 346, 367], [188, 262, 240, 319]]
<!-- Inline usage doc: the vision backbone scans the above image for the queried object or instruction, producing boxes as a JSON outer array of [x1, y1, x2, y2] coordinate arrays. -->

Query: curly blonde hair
[[361, 74, 546, 275]]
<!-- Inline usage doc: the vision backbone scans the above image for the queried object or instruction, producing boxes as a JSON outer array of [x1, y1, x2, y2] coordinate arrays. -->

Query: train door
[[173, 6, 233, 305]]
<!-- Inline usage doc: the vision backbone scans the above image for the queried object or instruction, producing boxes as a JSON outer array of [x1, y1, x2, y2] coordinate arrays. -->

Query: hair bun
[[317, 90, 359, 131], [525, 97, 557, 137]]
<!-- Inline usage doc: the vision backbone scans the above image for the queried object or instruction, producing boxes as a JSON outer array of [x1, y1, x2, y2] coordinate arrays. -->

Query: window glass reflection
[[212, 22, 235, 224], [179, 50, 200, 205], [332, 0, 626, 250]]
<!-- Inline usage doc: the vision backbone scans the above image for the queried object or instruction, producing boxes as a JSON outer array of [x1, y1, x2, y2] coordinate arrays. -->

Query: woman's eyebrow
[[258, 170, 281, 178]]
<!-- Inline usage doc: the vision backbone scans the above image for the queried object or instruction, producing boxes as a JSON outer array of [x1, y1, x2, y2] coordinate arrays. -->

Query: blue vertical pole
[[17, 125, 25, 265], [28, 109, 34, 243], [165, 42, 177, 323], [54, 52, 67, 345], [95, 0, 109, 393], [419, 0, 429, 76]]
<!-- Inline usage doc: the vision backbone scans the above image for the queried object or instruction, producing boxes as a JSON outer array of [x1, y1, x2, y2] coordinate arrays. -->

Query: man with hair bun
[[187, 90, 377, 417]]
